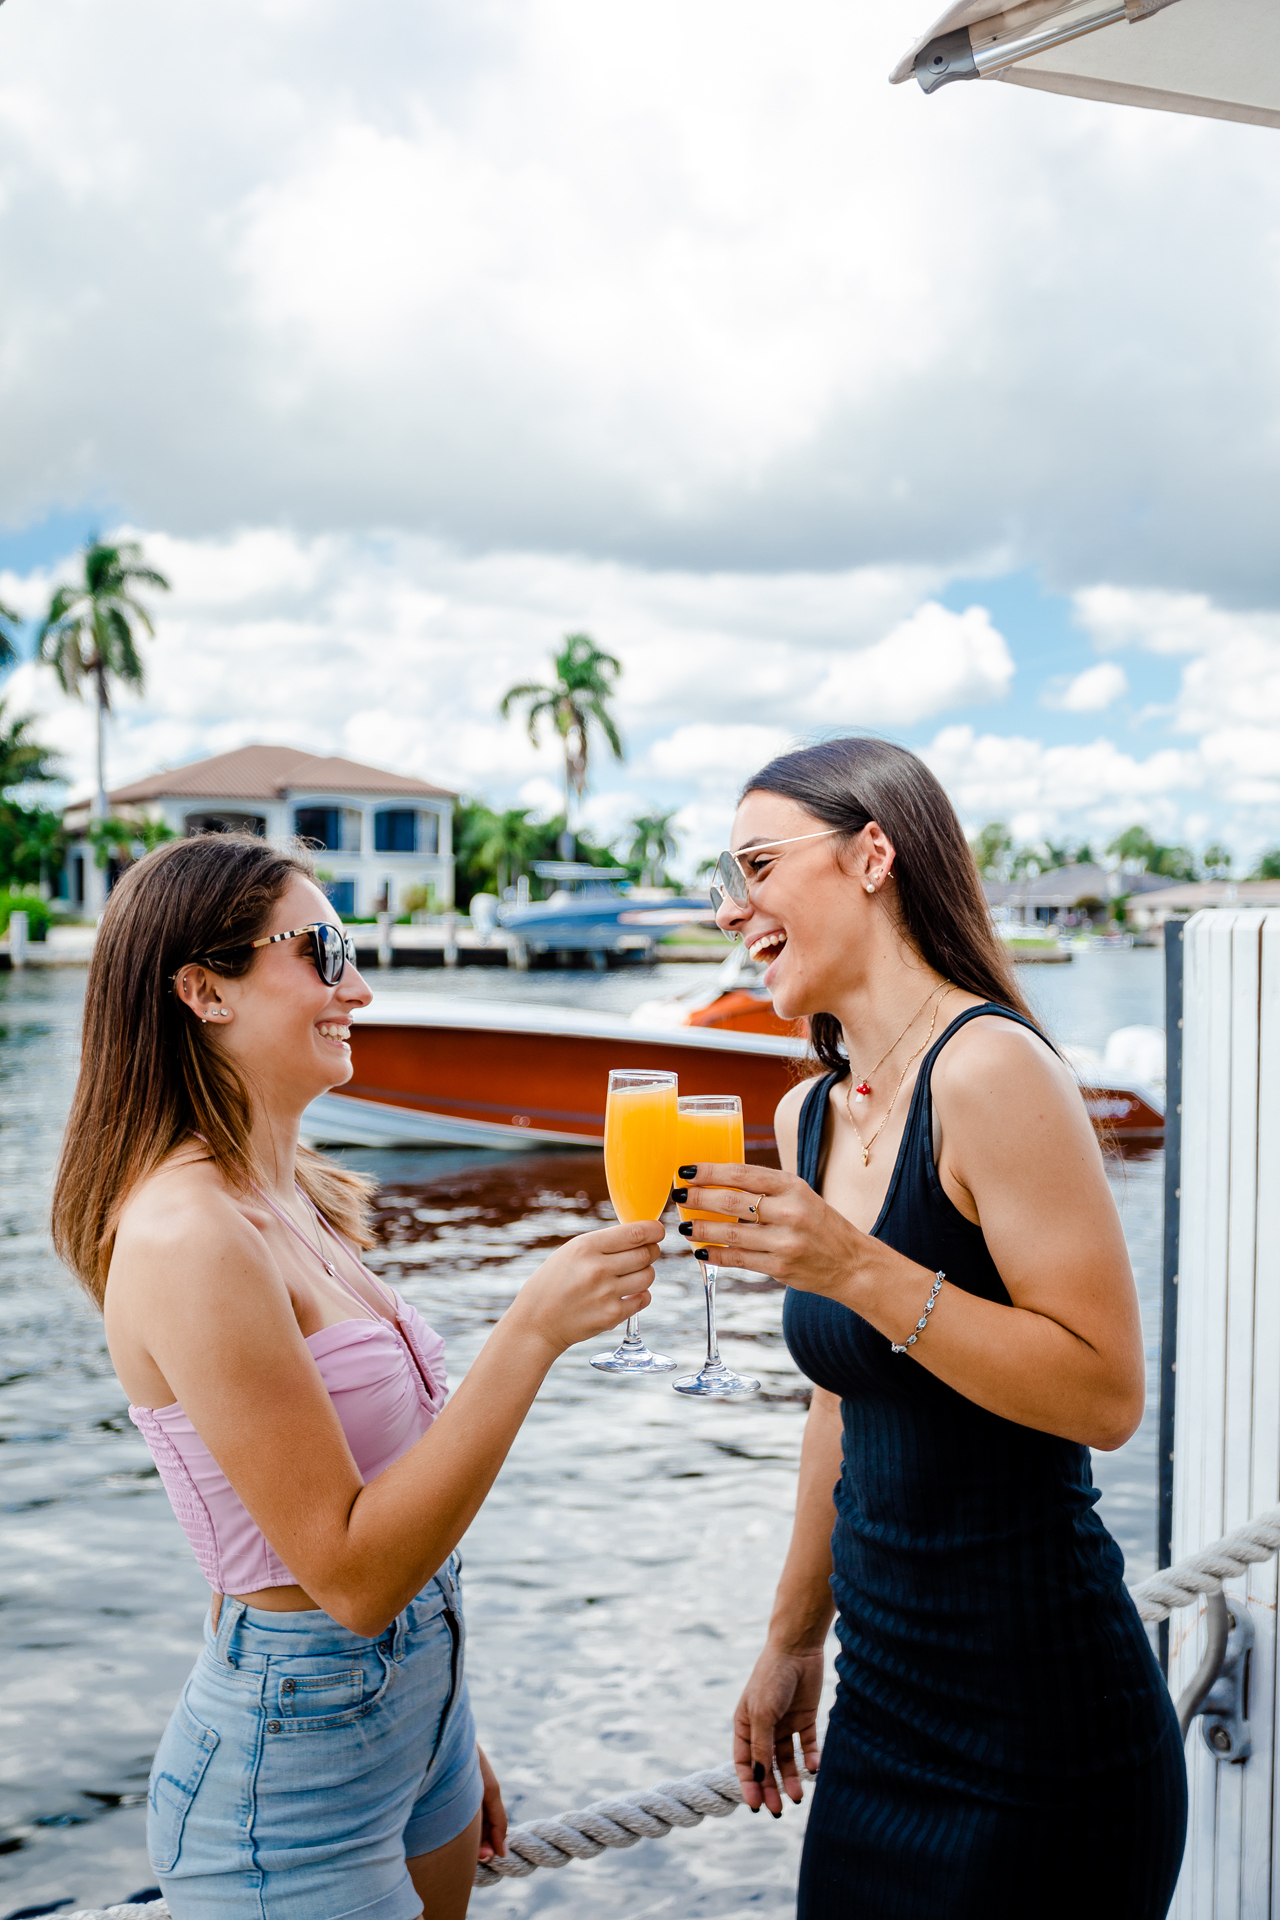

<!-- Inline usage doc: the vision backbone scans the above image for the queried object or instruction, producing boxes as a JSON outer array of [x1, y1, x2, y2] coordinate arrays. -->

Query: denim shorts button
[[281, 1679, 295, 1693], [266, 1720, 282, 1732]]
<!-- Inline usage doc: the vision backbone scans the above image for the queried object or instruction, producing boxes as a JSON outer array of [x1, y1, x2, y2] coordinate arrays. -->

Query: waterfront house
[[61, 744, 457, 918], [982, 862, 1169, 929], [1124, 878, 1280, 934]]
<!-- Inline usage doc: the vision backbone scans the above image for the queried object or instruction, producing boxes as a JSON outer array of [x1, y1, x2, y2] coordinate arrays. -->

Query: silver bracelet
[[890, 1271, 945, 1354]]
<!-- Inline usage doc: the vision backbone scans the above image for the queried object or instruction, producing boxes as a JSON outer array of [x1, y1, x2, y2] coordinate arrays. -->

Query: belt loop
[[390, 1608, 408, 1662], [213, 1595, 247, 1668]]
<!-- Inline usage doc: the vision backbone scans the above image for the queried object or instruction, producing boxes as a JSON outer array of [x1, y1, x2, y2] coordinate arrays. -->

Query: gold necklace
[[846, 980, 947, 1104], [844, 983, 951, 1168]]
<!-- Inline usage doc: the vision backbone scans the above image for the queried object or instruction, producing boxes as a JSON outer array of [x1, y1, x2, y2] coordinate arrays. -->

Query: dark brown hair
[[742, 736, 1041, 1075], [52, 833, 373, 1304]]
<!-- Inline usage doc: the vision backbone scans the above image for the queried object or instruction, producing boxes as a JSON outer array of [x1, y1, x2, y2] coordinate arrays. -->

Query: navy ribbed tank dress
[[785, 1005, 1186, 1919]]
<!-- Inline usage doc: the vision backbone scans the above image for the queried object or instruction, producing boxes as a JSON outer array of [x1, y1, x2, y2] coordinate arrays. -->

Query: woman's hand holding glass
[[671, 1163, 874, 1301], [507, 1219, 664, 1357]]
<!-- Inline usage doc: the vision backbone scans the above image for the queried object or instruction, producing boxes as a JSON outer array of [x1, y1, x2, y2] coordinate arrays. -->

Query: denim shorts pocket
[[148, 1693, 219, 1874], [273, 1648, 394, 1732]]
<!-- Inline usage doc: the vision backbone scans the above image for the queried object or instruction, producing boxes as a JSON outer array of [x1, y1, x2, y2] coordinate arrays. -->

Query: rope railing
[[57, 1505, 1280, 1920], [1128, 1505, 1280, 1623]]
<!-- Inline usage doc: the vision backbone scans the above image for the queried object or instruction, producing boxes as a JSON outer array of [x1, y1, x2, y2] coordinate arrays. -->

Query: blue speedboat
[[497, 862, 715, 964]]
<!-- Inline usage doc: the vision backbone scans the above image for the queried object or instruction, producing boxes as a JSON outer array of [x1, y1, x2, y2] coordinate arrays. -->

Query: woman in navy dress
[[678, 737, 1185, 1918]]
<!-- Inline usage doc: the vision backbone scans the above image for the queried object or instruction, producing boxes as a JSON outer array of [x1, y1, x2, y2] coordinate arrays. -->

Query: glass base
[[590, 1340, 678, 1374], [673, 1362, 760, 1398]]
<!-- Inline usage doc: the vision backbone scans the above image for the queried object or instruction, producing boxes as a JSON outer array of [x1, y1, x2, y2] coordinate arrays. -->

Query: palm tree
[[0, 600, 21, 669], [628, 809, 680, 888], [0, 701, 60, 794], [461, 805, 543, 896], [499, 634, 625, 850], [37, 538, 170, 820]]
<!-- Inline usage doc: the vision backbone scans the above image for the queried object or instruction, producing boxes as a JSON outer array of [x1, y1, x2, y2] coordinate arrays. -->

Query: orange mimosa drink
[[672, 1094, 759, 1399], [604, 1079, 678, 1223], [592, 1069, 679, 1375], [675, 1103, 744, 1247]]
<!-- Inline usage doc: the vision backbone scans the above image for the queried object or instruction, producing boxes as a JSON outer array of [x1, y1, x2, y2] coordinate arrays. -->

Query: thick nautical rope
[[1128, 1503, 1280, 1623], [62, 1508, 1280, 1918], [473, 1759, 745, 1885]]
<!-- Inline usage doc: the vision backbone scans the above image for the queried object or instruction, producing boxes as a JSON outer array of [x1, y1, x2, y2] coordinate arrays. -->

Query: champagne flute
[[591, 1069, 679, 1374], [672, 1094, 760, 1398]]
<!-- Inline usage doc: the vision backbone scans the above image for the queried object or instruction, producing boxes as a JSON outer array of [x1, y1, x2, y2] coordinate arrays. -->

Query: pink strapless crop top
[[128, 1192, 447, 1596]]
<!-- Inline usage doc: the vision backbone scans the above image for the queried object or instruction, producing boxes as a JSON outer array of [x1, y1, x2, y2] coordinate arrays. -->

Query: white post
[[8, 909, 28, 969], [442, 911, 459, 969], [1170, 909, 1280, 1918], [376, 911, 393, 970]]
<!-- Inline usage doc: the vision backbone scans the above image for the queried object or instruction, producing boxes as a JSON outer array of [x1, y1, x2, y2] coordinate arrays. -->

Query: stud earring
[[864, 881, 876, 894], [219, 1009, 230, 1018]]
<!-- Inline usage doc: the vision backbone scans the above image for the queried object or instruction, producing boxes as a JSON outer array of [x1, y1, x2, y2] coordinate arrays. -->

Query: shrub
[[0, 890, 53, 940]]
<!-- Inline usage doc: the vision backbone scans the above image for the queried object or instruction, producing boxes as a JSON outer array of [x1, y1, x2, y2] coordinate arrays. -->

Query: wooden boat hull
[[301, 995, 1165, 1156], [304, 997, 807, 1158]]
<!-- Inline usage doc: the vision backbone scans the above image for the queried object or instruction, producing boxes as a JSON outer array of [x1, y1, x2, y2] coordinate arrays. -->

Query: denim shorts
[[147, 1555, 482, 1920]]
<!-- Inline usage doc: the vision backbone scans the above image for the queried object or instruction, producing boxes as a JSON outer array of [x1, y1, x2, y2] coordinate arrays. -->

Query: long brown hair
[[52, 833, 373, 1305], [741, 736, 1041, 1076]]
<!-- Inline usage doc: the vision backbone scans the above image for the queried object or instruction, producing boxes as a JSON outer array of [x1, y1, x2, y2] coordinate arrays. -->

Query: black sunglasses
[[189, 921, 358, 986]]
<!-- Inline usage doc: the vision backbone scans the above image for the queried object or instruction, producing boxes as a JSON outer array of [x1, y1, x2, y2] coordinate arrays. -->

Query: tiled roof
[[1126, 879, 1280, 909], [106, 744, 456, 804]]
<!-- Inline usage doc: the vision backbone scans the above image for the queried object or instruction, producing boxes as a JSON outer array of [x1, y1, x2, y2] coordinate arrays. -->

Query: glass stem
[[702, 1264, 723, 1370], [622, 1313, 642, 1347]]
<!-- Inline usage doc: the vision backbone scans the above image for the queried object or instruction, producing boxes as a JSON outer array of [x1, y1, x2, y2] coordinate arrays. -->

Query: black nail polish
[[678, 1221, 693, 1237], [678, 1165, 698, 1180], [672, 1187, 688, 1204], [695, 1247, 710, 1261], [752, 1761, 766, 1783], [771, 1808, 781, 1820]]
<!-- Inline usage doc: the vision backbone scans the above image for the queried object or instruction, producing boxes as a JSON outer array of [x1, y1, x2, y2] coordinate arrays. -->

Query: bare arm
[[108, 1196, 660, 1636], [731, 1078, 838, 1814], [682, 1023, 1144, 1451], [733, 1384, 840, 1813]]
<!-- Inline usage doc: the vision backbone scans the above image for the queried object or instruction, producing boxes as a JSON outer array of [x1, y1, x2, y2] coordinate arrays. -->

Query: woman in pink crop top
[[51, 833, 664, 1920]]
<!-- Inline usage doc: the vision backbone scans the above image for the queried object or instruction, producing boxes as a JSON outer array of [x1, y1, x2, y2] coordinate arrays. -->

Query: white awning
[[891, 0, 1280, 130]]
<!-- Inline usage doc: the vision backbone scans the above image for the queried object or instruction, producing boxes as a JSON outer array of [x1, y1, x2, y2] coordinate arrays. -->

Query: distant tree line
[[969, 821, 1280, 885]]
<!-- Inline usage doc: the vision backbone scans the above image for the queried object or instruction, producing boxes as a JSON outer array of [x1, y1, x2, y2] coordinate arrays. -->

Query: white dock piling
[[8, 908, 28, 969], [1171, 909, 1280, 1918]]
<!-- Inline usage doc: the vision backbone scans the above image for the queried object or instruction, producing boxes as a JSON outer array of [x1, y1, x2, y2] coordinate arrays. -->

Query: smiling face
[[715, 792, 895, 1020], [176, 874, 373, 1112]]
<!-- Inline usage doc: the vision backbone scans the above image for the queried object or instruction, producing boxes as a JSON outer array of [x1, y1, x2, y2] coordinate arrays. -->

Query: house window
[[375, 809, 420, 853], [294, 807, 362, 852], [322, 879, 357, 916]]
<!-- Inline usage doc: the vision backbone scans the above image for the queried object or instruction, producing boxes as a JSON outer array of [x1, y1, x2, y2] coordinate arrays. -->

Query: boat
[[497, 862, 716, 965], [302, 944, 1165, 1154], [302, 993, 806, 1156]]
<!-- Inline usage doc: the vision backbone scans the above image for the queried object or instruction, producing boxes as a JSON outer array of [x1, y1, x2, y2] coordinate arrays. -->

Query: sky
[[2, 0, 1280, 875]]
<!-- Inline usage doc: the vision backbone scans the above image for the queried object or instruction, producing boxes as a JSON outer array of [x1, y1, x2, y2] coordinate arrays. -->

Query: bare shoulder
[[931, 1011, 1086, 1127], [110, 1155, 276, 1302], [774, 1075, 820, 1174]]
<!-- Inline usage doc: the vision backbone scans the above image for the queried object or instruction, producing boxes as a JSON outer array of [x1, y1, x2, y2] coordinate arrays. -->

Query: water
[[0, 952, 1164, 1916]]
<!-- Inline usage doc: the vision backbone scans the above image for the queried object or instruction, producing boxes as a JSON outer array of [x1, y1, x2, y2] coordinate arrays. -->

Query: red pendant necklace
[[847, 980, 947, 1105]]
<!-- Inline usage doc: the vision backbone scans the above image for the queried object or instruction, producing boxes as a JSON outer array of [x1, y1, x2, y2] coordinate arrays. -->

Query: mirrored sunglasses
[[707, 828, 841, 917]]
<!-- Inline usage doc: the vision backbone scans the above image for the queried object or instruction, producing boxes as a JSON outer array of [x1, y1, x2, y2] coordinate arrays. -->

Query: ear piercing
[[864, 881, 876, 894]]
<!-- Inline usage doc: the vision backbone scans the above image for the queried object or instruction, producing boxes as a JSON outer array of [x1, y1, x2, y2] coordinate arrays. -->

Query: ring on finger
[[743, 1194, 763, 1223]]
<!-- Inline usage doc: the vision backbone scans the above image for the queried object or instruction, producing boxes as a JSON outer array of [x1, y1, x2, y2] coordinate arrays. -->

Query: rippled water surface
[[0, 954, 1163, 1915]]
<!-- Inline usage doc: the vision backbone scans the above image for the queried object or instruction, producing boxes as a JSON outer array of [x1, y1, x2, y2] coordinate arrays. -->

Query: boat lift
[[893, 0, 1280, 129]]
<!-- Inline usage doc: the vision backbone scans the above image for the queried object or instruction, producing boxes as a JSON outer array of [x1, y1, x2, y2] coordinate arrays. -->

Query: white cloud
[[1, 2, 1279, 592], [1043, 660, 1127, 712], [0, 528, 945, 815], [809, 603, 1014, 726], [923, 724, 1201, 842]]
